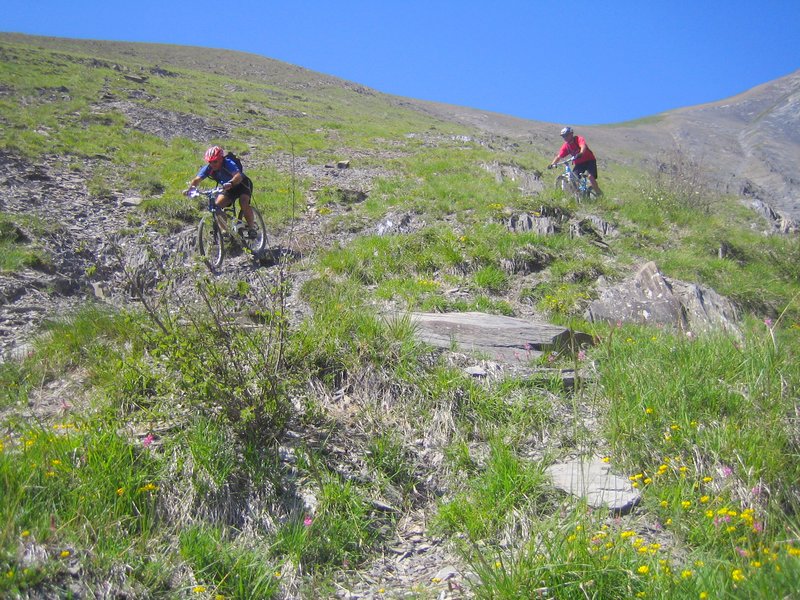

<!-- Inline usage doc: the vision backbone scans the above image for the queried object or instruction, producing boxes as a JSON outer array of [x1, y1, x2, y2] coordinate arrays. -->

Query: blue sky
[[3, 0, 799, 125]]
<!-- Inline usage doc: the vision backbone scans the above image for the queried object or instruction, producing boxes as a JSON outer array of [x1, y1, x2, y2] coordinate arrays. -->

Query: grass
[[1, 33, 800, 598]]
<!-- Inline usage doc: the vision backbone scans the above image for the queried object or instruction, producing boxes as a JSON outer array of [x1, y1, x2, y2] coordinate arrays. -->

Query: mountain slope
[[406, 69, 800, 219]]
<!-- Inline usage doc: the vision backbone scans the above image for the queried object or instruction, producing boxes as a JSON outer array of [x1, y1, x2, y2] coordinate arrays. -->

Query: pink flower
[[142, 434, 154, 448], [720, 465, 733, 477], [753, 521, 764, 533], [577, 350, 586, 361], [764, 318, 773, 327], [303, 515, 313, 527]]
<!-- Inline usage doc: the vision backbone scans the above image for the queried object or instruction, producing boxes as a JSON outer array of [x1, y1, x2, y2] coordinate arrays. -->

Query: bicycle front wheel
[[555, 175, 578, 198], [197, 214, 224, 269], [245, 206, 268, 253]]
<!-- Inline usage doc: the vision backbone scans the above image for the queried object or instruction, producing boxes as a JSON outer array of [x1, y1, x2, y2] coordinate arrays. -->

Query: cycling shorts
[[223, 175, 253, 201], [573, 160, 598, 180]]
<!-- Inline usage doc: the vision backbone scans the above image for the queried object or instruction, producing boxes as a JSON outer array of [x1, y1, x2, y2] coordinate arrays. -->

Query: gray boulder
[[586, 261, 739, 334]]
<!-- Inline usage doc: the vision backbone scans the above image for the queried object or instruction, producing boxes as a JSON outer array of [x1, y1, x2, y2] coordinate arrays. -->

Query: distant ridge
[[2, 31, 798, 218]]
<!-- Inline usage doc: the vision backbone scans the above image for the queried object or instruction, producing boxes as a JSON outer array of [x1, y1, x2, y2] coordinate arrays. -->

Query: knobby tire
[[197, 214, 224, 270]]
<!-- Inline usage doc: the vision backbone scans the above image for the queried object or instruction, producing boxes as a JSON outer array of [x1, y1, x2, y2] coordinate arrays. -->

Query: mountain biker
[[548, 127, 603, 196], [185, 145, 256, 236]]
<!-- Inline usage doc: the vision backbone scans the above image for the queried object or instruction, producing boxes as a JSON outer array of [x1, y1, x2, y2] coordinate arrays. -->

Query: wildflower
[[721, 465, 733, 477], [431, 577, 441, 583], [637, 565, 649, 575], [699, 593, 709, 600], [21, 530, 30, 538], [660, 500, 669, 508], [51, 459, 61, 466], [495, 561, 502, 569], [751, 561, 762, 568], [681, 570, 693, 579], [731, 569, 745, 582], [620, 530, 636, 539], [139, 483, 158, 492], [304, 515, 313, 527], [601, 456, 610, 463], [764, 318, 773, 327], [577, 350, 586, 361], [681, 501, 691, 509], [142, 434, 154, 448], [643, 478, 652, 485], [665, 518, 672, 526], [705, 510, 714, 518], [702, 476, 713, 483], [700, 496, 710, 503], [192, 586, 206, 593], [274, 571, 281, 578], [670, 424, 680, 431], [116, 488, 124, 496], [694, 560, 705, 567], [645, 407, 653, 414], [60, 550, 71, 558]]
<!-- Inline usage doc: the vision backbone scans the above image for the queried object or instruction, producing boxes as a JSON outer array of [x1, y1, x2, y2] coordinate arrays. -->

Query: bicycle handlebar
[[185, 186, 224, 199]]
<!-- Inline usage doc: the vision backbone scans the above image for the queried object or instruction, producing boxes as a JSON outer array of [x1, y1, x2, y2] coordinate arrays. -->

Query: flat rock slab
[[547, 456, 640, 514], [409, 311, 587, 362]]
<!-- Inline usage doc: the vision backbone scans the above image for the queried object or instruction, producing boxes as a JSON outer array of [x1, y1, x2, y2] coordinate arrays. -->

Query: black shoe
[[246, 228, 258, 239]]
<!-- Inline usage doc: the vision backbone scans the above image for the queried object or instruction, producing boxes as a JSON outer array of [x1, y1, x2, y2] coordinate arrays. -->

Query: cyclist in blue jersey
[[185, 145, 256, 236]]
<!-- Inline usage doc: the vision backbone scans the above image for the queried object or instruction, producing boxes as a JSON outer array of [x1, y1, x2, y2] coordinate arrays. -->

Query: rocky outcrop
[[586, 261, 740, 335], [408, 311, 591, 362]]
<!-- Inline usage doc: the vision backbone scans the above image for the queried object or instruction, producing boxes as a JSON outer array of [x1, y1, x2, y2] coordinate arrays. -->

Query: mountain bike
[[549, 157, 598, 202], [187, 187, 268, 270]]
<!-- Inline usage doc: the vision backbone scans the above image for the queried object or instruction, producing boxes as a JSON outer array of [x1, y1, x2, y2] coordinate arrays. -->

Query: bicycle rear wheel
[[244, 206, 268, 253], [197, 214, 224, 269]]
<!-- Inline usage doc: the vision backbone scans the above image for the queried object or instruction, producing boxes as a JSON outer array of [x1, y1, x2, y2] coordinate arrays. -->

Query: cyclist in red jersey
[[548, 127, 603, 196]]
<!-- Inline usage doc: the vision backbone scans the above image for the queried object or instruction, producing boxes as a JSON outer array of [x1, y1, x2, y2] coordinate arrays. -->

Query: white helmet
[[560, 126, 573, 137]]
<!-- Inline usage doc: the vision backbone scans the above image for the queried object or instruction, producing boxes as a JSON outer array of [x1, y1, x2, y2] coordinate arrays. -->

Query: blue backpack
[[225, 151, 244, 173]]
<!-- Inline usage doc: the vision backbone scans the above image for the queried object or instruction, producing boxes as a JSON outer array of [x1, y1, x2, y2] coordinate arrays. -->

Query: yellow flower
[[192, 586, 206, 593], [139, 483, 158, 492], [645, 407, 653, 414], [431, 577, 442, 583], [670, 424, 680, 431], [681, 501, 691, 509], [751, 561, 762, 568], [660, 500, 669, 508], [494, 561, 502, 569], [702, 476, 713, 483], [620, 530, 636, 539], [787, 546, 800, 557], [732, 569, 745, 582], [699, 593, 709, 600], [274, 571, 281, 578], [665, 518, 672, 526], [60, 550, 71, 558], [601, 456, 610, 463], [643, 478, 652, 485], [694, 560, 705, 567], [116, 487, 124, 496], [700, 496, 710, 503], [637, 565, 649, 575], [681, 569, 693, 579], [51, 459, 61, 466], [21, 530, 30, 538], [705, 510, 714, 518]]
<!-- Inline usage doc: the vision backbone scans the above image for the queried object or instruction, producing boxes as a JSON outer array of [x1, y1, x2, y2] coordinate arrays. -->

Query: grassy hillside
[[1, 34, 799, 599]]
